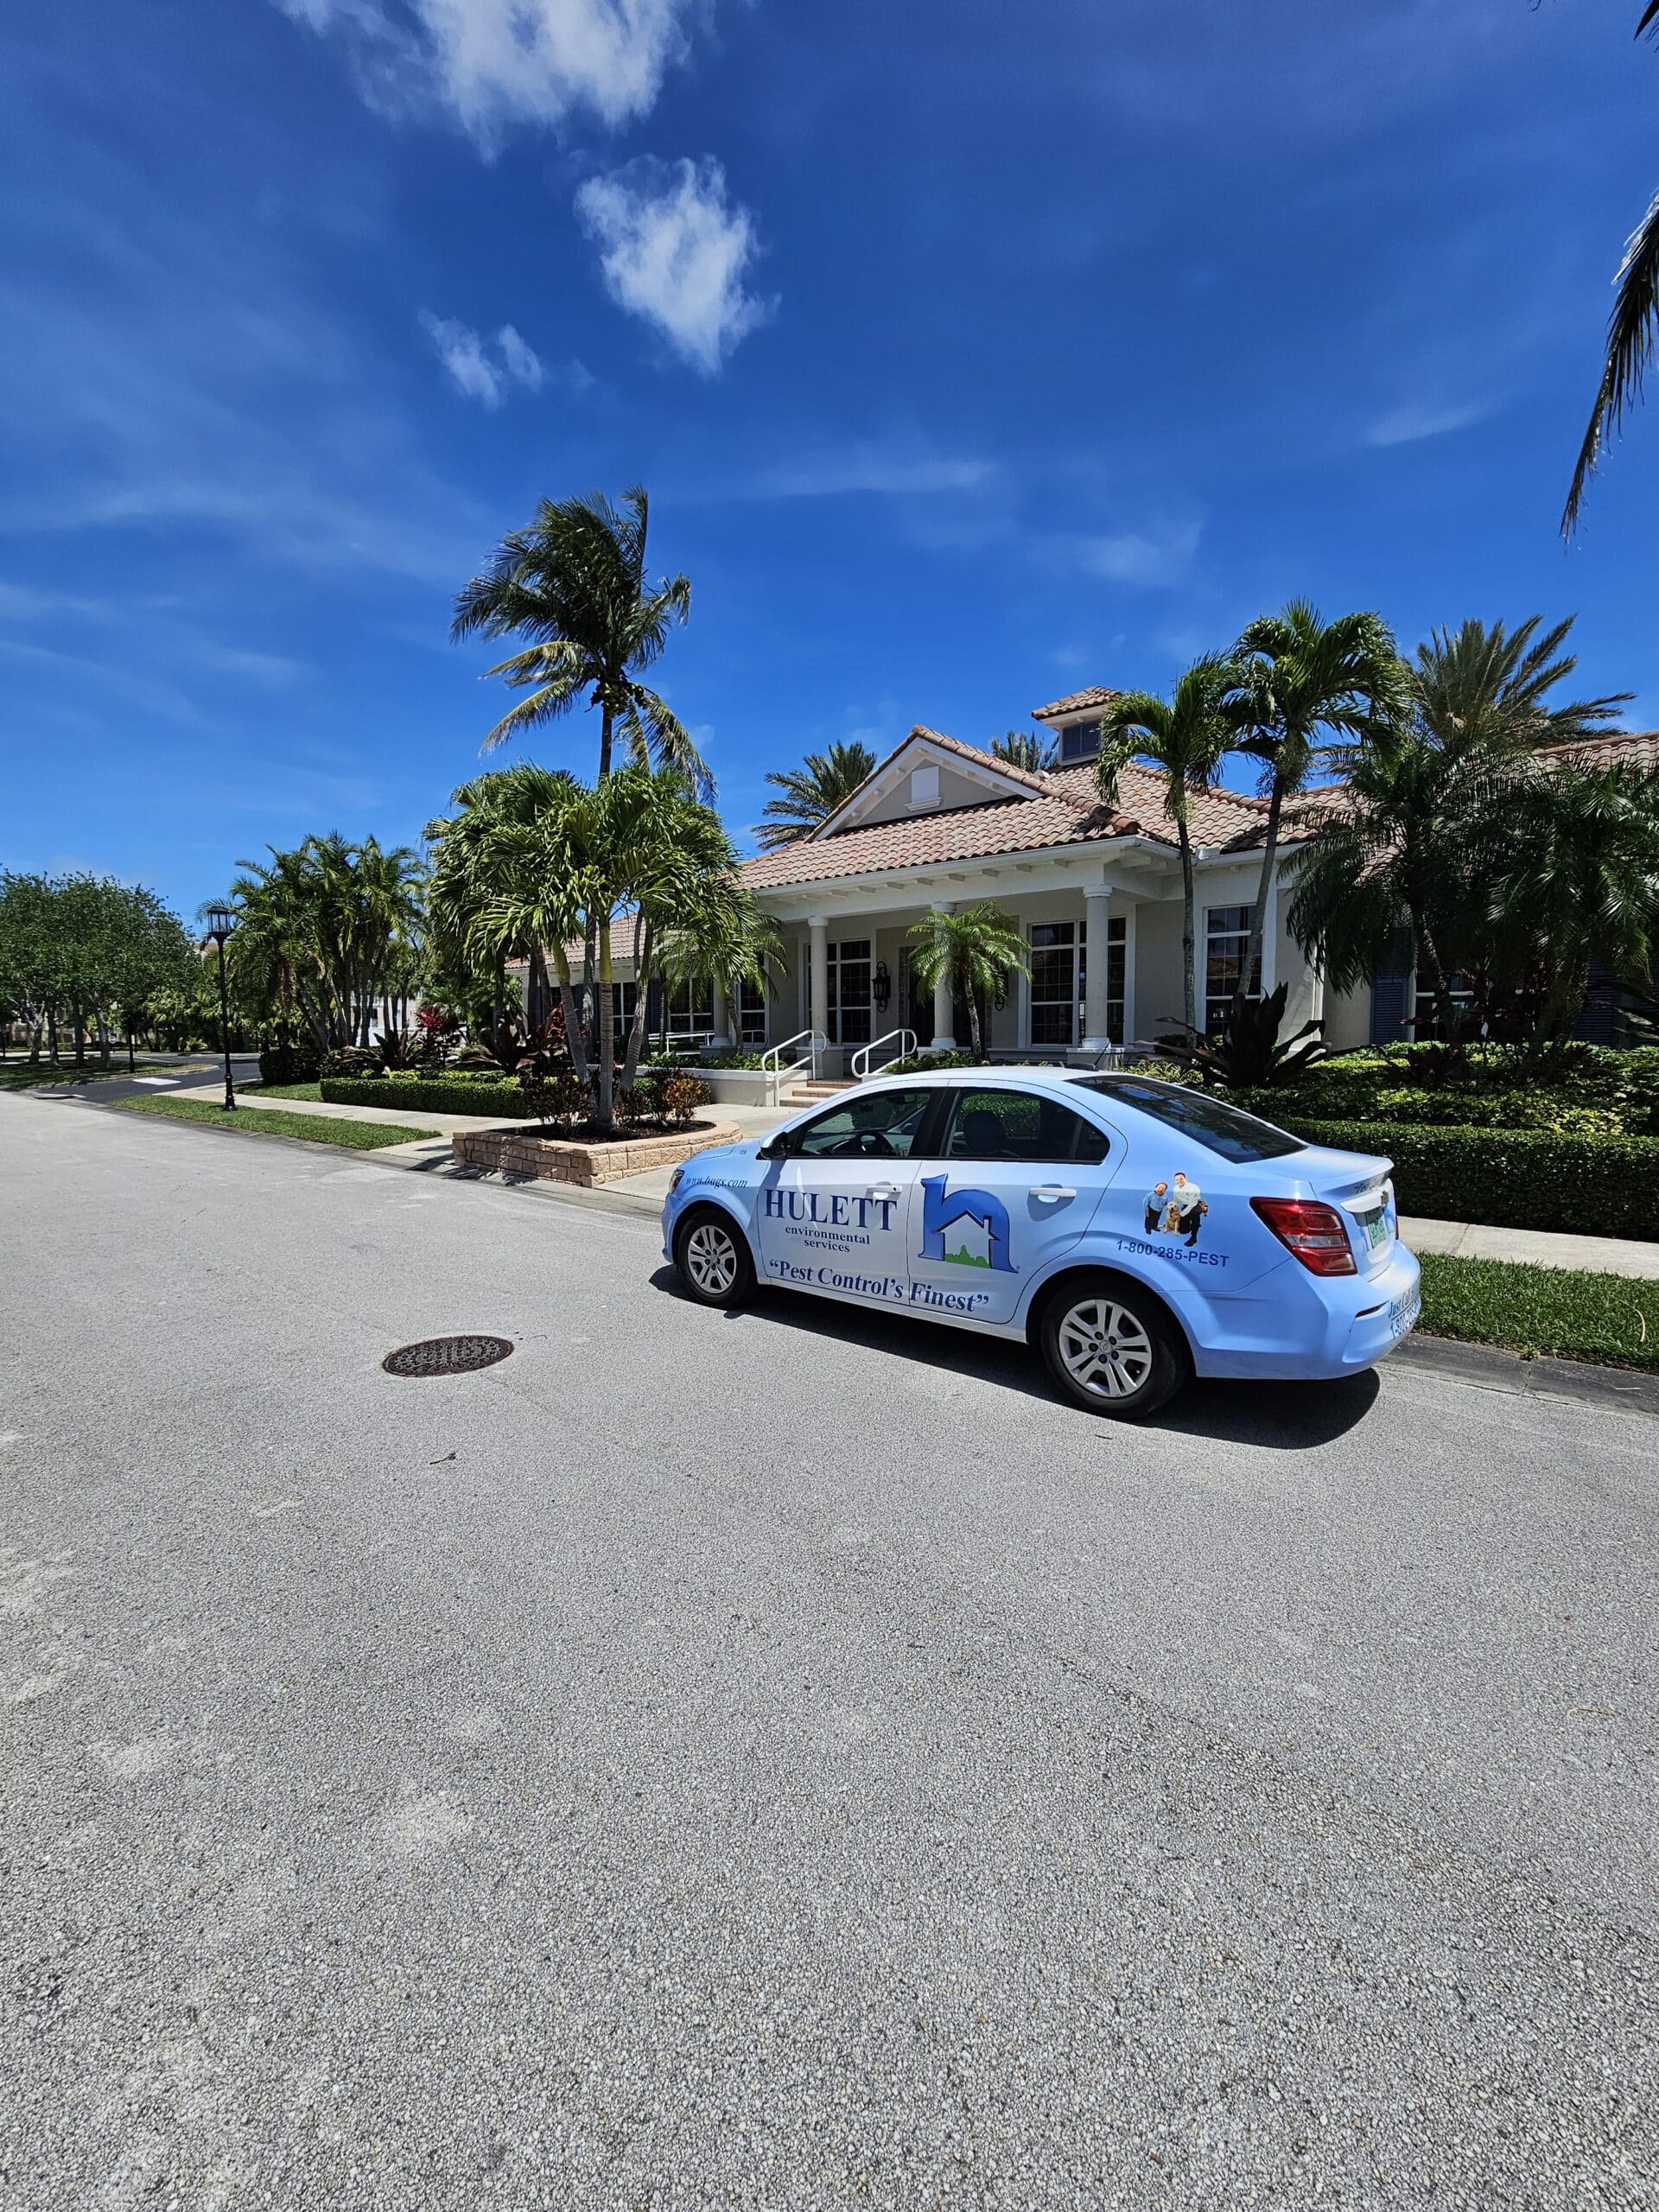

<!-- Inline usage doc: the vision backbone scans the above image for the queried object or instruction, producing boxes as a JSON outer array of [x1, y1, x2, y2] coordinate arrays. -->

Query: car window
[[943, 1088, 1109, 1166], [791, 1087, 935, 1160], [1071, 1077, 1304, 1162]]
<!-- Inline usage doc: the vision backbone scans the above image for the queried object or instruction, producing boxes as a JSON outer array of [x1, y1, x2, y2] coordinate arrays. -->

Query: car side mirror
[[758, 1132, 796, 1161]]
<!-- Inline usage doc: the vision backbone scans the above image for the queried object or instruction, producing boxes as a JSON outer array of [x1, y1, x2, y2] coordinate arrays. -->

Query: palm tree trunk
[[1243, 778, 1283, 1014], [1409, 906, 1459, 1040], [1178, 826, 1198, 1037], [598, 701, 614, 782], [595, 919, 616, 1129], [550, 944, 589, 1086], [622, 921, 653, 1087], [965, 969, 982, 1058]]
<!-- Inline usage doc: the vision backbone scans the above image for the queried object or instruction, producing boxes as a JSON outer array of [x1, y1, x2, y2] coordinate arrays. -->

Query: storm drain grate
[[382, 1334, 514, 1378]]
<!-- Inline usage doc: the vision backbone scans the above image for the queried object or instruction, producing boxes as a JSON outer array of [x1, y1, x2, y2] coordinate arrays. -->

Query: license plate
[[1361, 1206, 1393, 1253], [1389, 1287, 1421, 1337]]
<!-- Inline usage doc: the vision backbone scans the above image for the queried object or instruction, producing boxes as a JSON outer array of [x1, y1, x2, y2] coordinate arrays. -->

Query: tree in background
[[223, 836, 423, 1060], [1287, 616, 1631, 1039], [451, 486, 702, 789], [1480, 759, 1659, 1050], [906, 902, 1030, 1061], [754, 741, 877, 849], [1095, 658, 1247, 1038], [1230, 602, 1403, 1027], [990, 730, 1057, 773], [0, 873, 194, 1065]]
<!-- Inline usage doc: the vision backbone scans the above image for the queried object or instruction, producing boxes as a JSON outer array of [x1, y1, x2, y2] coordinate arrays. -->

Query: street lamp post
[[203, 905, 237, 1112]]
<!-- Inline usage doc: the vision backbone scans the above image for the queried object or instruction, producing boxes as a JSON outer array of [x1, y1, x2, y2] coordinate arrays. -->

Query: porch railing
[[850, 1027, 918, 1081], [761, 1028, 825, 1107]]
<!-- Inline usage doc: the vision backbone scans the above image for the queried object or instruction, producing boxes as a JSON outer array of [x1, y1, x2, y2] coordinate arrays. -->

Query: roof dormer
[[1033, 685, 1122, 767], [811, 727, 1046, 838]]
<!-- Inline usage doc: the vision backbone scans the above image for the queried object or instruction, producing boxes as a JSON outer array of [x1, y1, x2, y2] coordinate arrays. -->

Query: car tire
[[673, 1205, 756, 1309], [1038, 1273, 1188, 1420]]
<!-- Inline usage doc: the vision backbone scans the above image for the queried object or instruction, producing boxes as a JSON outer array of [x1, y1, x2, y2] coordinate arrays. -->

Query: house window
[[1029, 922, 1077, 1047], [662, 978, 711, 1042], [738, 977, 767, 1044], [826, 938, 872, 1046], [1104, 915, 1127, 1044], [1058, 719, 1102, 764], [1029, 916, 1128, 1046], [1411, 974, 1474, 1040], [609, 981, 639, 1038], [1205, 905, 1258, 1032]]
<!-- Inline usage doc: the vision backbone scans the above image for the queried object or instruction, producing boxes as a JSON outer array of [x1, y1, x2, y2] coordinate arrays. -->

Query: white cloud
[[755, 443, 994, 499], [575, 156, 771, 373], [495, 322, 544, 391], [418, 313, 549, 403], [419, 310, 505, 404], [1069, 519, 1203, 589], [1366, 397, 1487, 448], [273, 0, 696, 147]]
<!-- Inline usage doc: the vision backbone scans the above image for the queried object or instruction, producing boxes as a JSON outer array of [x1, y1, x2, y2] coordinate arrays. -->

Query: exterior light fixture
[[202, 905, 237, 1111]]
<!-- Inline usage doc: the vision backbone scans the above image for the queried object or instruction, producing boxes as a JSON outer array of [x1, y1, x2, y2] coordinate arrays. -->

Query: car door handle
[[867, 1182, 902, 1201], [1033, 1185, 1076, 1201]]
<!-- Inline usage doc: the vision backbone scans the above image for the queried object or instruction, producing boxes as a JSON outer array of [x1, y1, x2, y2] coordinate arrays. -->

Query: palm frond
[[1564, 187, 1659, 535]]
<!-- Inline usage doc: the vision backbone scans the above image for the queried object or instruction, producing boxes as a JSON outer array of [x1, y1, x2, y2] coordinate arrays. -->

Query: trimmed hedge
[[322, 1075, 529, 1116], [1287, 1116, 1659, 1241]]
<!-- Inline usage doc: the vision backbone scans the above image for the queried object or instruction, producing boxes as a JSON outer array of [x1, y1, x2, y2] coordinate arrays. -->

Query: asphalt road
[[3, 1096, 1656, 2210]]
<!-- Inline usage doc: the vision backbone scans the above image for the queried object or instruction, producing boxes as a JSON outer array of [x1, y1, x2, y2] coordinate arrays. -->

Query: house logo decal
[[920, 1176, 1016, 1273]]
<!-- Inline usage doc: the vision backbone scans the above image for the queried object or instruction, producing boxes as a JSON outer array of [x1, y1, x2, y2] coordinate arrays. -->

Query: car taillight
[[1249, 1196, 1357, 1276]]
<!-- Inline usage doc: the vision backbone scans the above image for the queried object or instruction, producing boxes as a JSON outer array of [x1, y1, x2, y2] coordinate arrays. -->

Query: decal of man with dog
[[1142, 1170, 1209, 1248]]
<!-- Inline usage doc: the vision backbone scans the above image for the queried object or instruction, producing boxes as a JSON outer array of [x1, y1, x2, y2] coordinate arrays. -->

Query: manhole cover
[[382, 1334, 514, 1378]]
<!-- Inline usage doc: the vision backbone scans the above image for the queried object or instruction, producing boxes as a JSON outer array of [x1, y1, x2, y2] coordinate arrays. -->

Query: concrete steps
[[780, 1078, 855, 1105]]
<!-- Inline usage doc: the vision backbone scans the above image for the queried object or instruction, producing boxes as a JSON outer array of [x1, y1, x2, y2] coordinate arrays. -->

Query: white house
[[714, 694, 1371, 1074]]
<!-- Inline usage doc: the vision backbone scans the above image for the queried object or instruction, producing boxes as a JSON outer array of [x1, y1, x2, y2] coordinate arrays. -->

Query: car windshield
[[1071, 1077, 1305, 1163]]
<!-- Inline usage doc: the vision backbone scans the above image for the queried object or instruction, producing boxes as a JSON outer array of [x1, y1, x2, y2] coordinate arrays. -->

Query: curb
[[1393, 1332, 1659, 1417]]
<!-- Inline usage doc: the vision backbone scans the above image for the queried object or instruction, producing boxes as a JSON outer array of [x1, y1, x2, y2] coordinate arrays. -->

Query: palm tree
[[906, 901, 1030, 1060], [1096, 658, 1244, 1037], [1286, 616, 1630, 1037], [991, 730, 1057, 773], [1564, 3, 1659, 532], [451, 486, 705, 791], [427, 765, 588, 1073], [1481, 760, 1659, 1048], [224, 836, 422, 1056], [753, 741, 877, 850], [1230, 603, 1403, 1025], [655, 898, 783, 1065]]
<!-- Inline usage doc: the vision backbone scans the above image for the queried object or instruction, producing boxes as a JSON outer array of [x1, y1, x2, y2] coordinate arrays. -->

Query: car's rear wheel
[[673, 1205, 755, 1309], [1039, 1274, 1187, 1420]]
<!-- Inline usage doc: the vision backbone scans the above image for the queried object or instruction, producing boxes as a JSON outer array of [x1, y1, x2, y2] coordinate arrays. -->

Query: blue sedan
[[662, 1069, 1421, 1419]]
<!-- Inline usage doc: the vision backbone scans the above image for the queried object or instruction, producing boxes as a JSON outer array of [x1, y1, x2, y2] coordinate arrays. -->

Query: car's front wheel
[[673, 1205, 755, 1309], [1039, 1274, 1187, 1420]]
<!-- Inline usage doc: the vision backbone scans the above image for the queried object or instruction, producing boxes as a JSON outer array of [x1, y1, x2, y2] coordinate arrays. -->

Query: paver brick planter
[[451, 1119, 743, 1189]]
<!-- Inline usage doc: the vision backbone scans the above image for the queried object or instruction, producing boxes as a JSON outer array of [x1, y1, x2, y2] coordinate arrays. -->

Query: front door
[[906, 1084, 1116, 1326], [754, 1085, 936, 1311]]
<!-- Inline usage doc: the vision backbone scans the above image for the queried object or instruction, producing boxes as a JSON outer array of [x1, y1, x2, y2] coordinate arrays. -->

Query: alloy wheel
[[1056, 1297, 1154, 1401], [684, 1221, 739, 1297]]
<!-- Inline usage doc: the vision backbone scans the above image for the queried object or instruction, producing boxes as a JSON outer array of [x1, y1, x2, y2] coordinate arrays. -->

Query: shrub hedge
[[322, 1075, 528, 1116], [1286, 1116, 1659, 1240]]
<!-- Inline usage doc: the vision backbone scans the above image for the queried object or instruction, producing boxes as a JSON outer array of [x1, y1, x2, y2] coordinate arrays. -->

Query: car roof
[[855, 1065, 1168, 1092]]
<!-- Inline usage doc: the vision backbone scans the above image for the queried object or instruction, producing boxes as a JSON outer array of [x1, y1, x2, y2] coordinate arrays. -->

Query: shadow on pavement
[[649, 1267, 1382, 1450]]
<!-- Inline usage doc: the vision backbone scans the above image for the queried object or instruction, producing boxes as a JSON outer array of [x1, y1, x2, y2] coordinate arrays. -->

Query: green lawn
[[118, 1096, 429, 1150], [1417, 1254, 1657, 1371], [239, 1080, 323, 1100]]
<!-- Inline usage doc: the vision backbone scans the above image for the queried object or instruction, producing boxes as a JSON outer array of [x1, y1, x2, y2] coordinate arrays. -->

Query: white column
[[709, 979, 730, 1049], [1081, 887, 1111, 1052], [809, 917, 830, 1043], [928, 905, 955, 1050]]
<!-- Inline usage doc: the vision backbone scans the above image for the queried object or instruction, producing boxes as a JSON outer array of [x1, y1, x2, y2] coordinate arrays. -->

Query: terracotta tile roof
[[741, 746, 1278, 891], [1032, 685, 1122, 721], [1533, 729, 1659, 772]]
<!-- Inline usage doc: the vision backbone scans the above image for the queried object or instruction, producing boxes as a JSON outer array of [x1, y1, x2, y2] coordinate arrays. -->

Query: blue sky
[[2, 0, 1656, 913]]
